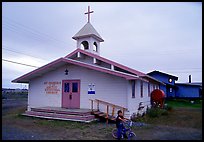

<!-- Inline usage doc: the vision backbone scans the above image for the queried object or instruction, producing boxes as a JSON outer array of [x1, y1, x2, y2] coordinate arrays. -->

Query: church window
[[93, 42, 98, 52], [81, 41, 89, 50], [64, 83, 70, 92], [131, 80, 135, 98], [148, 83, 150, 97], [140, 81, 143, 98], [72, 82, 78, 93]]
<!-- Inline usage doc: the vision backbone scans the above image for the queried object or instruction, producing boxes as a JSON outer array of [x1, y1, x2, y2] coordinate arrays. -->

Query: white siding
[[28, 68, 65, 109], [127, 80, 151, 118], [28, 64, 128, 114], [28, 63, 160, 118]]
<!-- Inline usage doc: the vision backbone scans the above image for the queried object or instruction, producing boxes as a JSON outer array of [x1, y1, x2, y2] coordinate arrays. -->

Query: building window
[[72, 82, 78, 93], [169, 87, 172, 93], [81, 41, 89, 50], [64, 83, 70, 92], [140, 81, 143, 98], [131, 80, 135, 98], [153, 84, 155, 90], [93, 42, 98, 52], [148, 83, 150, 97], [169, 78, 172, 83]]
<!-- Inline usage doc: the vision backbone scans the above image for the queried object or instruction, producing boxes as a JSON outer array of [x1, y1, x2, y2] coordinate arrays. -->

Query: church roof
[[65, 49, 165, 85], [12, 57, 140, 83], [72, 22, 104, 42], [12, 48, 164, 85]]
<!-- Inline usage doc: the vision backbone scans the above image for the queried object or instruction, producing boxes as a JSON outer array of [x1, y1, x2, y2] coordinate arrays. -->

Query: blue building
[[147, 70, 178, 98], [147, 70, 202, 98], [175, 82, 202, 98]]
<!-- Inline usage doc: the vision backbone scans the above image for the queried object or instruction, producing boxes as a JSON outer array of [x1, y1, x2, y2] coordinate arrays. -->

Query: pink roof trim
[[12, 58, 64, 83], [65, 48, 146, 76], [61, 58, 138, 80], [12, 57, 140, 83]]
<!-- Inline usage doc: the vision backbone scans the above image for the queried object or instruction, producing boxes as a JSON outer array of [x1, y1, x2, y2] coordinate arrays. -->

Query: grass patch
[[165, 99, 202, 108], [18, 116, 91, 130]]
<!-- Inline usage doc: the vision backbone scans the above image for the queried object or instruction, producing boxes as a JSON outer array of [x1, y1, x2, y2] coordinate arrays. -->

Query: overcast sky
[[2, 2, 202, 89]]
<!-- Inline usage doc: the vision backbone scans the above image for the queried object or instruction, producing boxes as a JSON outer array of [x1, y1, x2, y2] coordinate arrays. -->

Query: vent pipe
[[189, 75, 191, 83]]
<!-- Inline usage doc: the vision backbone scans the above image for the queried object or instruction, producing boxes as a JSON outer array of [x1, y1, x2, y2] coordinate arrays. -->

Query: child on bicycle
[[116, 110, 129, 140]]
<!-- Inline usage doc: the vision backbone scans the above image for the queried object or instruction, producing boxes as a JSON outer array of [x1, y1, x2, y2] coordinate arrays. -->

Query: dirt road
[[2, 98, 202, 140]]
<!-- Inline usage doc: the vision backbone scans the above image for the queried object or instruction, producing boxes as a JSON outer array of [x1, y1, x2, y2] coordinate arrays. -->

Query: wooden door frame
[[61, 79, 80, 108]]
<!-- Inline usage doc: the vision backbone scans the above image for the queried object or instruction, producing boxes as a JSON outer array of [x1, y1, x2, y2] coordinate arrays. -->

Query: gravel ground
[[2, 125, 49, 140], [2, 98, 202, 140]]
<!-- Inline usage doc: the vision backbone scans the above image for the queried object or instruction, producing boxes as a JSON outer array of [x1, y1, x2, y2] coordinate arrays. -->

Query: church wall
[[28, 68, 64, 109], [28, 64, 128, 112], [127, 80, 151, 118], [77, 65, 128, 114]]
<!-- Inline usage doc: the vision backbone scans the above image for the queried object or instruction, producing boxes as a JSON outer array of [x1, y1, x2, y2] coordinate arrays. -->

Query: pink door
[[62, 80, 80, 109]]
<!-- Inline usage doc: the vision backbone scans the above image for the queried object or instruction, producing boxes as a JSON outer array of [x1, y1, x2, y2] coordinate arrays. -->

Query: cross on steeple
[[85, 6, 94, 23]]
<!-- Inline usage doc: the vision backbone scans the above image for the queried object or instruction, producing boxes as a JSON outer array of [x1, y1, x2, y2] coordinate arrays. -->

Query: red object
[[151, 89, 165, 108], [62, 80, 80, 109]]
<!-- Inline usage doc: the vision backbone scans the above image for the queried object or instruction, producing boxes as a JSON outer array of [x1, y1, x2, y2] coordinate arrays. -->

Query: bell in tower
[[72, 6, 104, 56]]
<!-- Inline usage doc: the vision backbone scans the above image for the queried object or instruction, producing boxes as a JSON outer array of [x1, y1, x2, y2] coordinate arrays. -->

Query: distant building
[[2, 88, 28, 94], [147, 71, 202, 99], [147, 70, 178, 98], [2, 88, 15, 93], [175, 82, 202, 98]]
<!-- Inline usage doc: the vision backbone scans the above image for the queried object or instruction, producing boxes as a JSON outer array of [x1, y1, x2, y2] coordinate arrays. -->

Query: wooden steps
[[22, 107, 97, 123]]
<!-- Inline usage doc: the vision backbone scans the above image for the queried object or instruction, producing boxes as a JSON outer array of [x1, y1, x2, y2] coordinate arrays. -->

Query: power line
[[2, 46, 48, 61], [2, 59, 39, 68], [2, 24, 54, 44], [3, 16, 69, 47]]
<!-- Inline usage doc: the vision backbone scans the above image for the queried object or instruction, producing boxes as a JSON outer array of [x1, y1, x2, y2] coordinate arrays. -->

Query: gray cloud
[[2, 2, 202, 88]]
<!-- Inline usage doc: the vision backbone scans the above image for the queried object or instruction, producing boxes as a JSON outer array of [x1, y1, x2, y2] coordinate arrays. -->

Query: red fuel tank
[[151, 89, 165, 108]]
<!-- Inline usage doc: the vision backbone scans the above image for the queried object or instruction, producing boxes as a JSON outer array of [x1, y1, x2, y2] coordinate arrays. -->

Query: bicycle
[[112, 120, 137, 140]]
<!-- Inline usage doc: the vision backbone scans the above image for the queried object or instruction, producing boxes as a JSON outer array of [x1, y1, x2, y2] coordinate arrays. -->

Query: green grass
[[165, 99, 202, 108], [18, 115, 92, 129]]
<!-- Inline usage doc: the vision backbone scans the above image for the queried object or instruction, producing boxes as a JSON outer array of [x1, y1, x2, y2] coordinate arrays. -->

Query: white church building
[[12, 6, 163, 121]]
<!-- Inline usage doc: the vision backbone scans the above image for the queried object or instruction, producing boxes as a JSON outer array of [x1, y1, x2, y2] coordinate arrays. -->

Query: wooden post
[[122, 108, 125, 115], [106, 105, 109, 124], [91, 100, 93, 111], [112, 105, 115, 116], [97, 100, 99, 111]]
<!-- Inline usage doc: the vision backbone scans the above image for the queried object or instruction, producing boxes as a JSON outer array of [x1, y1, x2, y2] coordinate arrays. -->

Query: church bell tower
[[72, 6, 104, 56]]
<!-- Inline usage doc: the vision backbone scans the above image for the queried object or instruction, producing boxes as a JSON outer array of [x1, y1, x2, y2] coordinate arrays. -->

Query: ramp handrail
[[89, 99, 128, 124]]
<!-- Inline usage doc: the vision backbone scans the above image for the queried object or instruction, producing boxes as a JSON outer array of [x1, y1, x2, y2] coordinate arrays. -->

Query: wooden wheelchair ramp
[[89, 99, 128, 123]]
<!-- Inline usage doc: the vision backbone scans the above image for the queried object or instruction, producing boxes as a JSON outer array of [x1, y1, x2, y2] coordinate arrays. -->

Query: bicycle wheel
[[128, 132, 137, 140], [112, 128, 118, 139]]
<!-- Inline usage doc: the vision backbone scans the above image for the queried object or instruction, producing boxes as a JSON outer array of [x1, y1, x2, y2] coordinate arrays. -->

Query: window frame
[[169, 87, 173, 93], [140, 81, 143, 98], [148, 83, 150, 97], [131, 80, 135, 98]]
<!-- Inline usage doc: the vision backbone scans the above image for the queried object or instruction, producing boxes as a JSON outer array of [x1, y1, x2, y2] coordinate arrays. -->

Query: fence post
[[122, 108, 125, 115], [97, 100, 99, 111], [106, 105, 109, 124], [112, 105, 115, 116], [91, 100, 93, 111]]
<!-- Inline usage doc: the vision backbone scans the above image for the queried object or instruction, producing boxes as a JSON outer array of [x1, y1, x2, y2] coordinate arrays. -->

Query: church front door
[[62, 80, 80, 108]]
